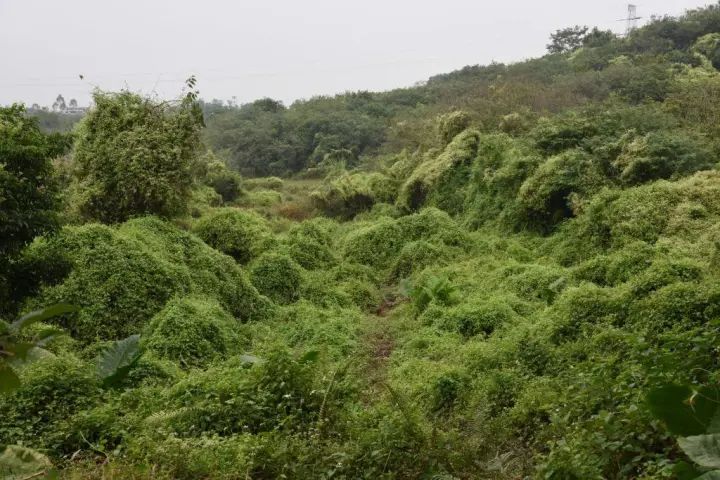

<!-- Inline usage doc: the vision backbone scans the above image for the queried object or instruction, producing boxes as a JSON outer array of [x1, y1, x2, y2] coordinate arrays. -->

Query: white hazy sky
[[0, 0, 714, 107]]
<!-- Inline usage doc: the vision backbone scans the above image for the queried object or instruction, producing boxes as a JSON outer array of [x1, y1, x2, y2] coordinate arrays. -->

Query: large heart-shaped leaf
[[96, 334, 143, 387], [0, 364, 20, 394], [11, 304, 77, 333], [678, 434, 720, 469], [647, 384, 720, 436], [696, 472, 720, 480], [673, 460, 705, 480]]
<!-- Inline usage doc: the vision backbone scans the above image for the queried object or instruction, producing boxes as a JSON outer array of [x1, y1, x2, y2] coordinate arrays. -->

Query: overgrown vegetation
[[6, 4, 720, 478]]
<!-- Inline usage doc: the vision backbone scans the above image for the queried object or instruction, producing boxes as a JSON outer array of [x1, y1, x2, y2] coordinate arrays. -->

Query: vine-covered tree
[[0, 105, 69, 311], [547, 25, 589, 53], [73, 88, 204, 223]]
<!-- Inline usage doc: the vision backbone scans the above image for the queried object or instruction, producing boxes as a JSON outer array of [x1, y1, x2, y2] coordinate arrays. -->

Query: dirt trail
[[360, 295, 401, 402]]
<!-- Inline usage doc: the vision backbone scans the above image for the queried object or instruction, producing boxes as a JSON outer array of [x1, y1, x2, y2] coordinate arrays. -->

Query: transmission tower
[[619, 4, 642, 36]]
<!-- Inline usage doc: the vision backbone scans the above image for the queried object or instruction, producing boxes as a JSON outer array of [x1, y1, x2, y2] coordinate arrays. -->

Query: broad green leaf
[[673, 460, 705, 480], [11, 304, 77, 333], [647, 384, 720, 436], [696, 471, 720, 480], [96, 334, 143, 387], [34, 328, 63, 349], [0, 445, 52, 479], [710, 409, 720, 435], [0, 364, 20, 394], [4, 342, 34, 361], [679, 434, 720, 469]]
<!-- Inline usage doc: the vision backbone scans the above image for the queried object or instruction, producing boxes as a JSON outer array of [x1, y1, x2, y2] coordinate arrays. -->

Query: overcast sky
[[0, 0, 714, 107]]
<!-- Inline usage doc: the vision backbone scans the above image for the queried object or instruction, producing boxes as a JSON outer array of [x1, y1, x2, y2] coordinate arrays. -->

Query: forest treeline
[[197, 4, 720, 176], [4, 3, 720, 479]]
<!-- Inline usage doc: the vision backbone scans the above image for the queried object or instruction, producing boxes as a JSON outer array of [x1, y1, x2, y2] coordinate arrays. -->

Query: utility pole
[[619, 4, 642, 36]]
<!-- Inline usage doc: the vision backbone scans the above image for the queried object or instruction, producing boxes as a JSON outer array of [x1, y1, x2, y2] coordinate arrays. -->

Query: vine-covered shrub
[[396, 207, 466, 246], [501, 263, 569, 303], [310, 171, 398, 219], [144, 296, 245, 368], [285, 219, 338, 270], [517, 149, 606, 231], [437, 110, 472, 145], [250, 253, 303, 304], [391, 240, 447, 279], [342, 218, 405, 269], [24, 217, 271, 342], [557, 171, 720, 259], [531, 112, 597, 155], [463, 134, 541, 230], [72, 90, 203, 223], [192, 208, 275, 263], [613, 131, 713, 185], [0, 105, 69, 314], [145, 348, 323, 437], [398, 129, 480, 212], [244, 176, 284, 190], [433, 295, 517, 338], [202, 157, 243, 202], [0, 354, 100, 452]]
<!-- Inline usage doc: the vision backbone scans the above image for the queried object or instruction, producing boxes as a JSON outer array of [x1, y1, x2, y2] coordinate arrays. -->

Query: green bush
[[628, 256, 703, 297], [276, 301, 362, 358], [531, 112, 597, 155], [434, 295, 517, 338], [396, 207, 466, 246], [0, 105, 69, 314], [628, 281, 720, 331], [558, 171, 720, 256], [544, 283, 624, 342], [192, 207, 275, 263], [72, 90, 203, 222], [285, 219, 338, 270], [398, 130, 480, 211], [25, 217, 271, 342], [0, 105, 66, 260], [250, 253, 303, 304], [517, 149, 606, 231], [502, 263, 569, 303], [339, 277, 382, 312], [0, 354, 100, 452], [437, 110, 471, 145], [613, 131, 714, 185], [391, 240, 447, 279], [144, 296, 245, 368], [498, 111, 532, 135], [342, 218, 405, 269], [206, 165, 243, 203], [311, 171, 398, 219], [463, 134, 541, 230], [148, 348, 323, 437]]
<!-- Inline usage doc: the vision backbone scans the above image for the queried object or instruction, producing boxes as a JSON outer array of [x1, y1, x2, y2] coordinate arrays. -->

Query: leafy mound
[[192, 207, 275, 264], [144, 296, 245, 368], [24, 217, 271, 342], [250, 253, 303, 304]]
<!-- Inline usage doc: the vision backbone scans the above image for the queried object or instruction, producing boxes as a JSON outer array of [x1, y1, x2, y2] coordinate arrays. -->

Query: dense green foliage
[[144, 296, 244, 367], [8, 5, 720, 479], [73, 90, 203, 223], [0, 106, 70, 312], [192, 207, 275, 263]]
